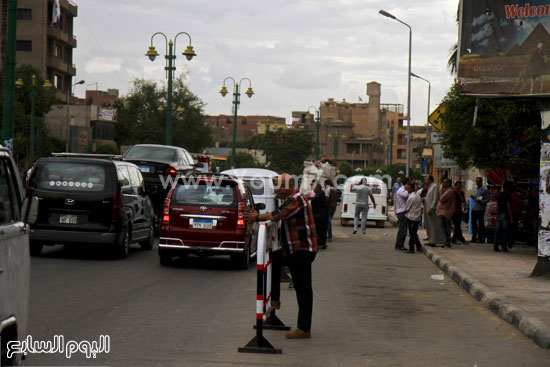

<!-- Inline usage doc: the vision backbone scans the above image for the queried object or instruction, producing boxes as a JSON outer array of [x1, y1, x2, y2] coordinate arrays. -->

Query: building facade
[[0, 0, 78, 100], [204, 115, 286, 146]]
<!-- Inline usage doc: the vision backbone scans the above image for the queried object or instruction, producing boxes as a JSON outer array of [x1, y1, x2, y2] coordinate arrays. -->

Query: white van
[[221, 168, 279, 214], [0, 145, 31, 366], [340, 175, 388, 228]]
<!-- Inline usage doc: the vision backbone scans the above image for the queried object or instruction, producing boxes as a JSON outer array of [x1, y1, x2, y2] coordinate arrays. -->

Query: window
[[346, 143, 360, 154], [16, 8, 32, 20], [117, 166, 131, 188], [35, 162, 107, 192], [241, 120, 247, 125], [174, 181, 237, 207], [54, 74, 63, 90], [16, 40, 32, 52], [243, 179, 265, 195], [55, 44, 62, 59], [127, 166, 143, 190]]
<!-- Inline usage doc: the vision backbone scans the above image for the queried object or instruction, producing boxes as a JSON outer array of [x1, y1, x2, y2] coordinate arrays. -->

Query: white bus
[[340, 175, 388, 228]]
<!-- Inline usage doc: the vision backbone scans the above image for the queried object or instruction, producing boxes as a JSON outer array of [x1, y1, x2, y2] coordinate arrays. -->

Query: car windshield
[[124, 146, 177, 162], [243, 179, 264, 195], [173, 180, 237, 207], [34, 162, 107, 192]]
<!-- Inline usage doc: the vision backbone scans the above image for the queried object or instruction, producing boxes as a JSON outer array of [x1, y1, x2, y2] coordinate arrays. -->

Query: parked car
[[159, 173, 264, 268], [0, 144, 34, 366], [123, 144, 196, 218], [340, 175, 388, 228], [27, 154, 155, 258], [221, 168, 279, 214]]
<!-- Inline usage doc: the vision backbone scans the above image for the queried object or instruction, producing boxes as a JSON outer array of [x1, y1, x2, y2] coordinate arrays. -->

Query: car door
[[0, 152, 29, 362], [127, 165, 149, 238], [116, 165, 135, 228]]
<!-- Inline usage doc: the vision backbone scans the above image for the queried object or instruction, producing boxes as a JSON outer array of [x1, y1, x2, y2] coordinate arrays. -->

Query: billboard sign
[[458, 0, 550, 96]]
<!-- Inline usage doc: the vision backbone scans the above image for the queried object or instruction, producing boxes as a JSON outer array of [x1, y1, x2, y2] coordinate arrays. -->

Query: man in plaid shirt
[[245, 173, 317, 339]]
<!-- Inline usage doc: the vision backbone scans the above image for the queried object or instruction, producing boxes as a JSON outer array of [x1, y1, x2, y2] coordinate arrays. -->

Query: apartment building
[[0, 0, 78, 100], [205, 115, 286, 145]]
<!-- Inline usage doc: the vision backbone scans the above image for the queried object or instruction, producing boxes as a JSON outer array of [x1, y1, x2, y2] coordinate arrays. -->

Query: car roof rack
[[51, 152, 122, 160]]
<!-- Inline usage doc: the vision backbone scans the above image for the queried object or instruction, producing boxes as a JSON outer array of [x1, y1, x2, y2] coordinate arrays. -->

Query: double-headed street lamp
[[308, 106, 321, 160], [379, 9, 412, 178], [219, 77, 254, 168], [66, 78, 85, 152], [146, 32, 196, 146], [15, 75, 52, 160], [410, 72, 431, 145]]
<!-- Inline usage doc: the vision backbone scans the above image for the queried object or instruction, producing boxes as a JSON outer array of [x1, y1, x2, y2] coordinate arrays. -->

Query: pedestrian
[[494, 181, 514, 252], [392, 177, 402, 205], [244, 173, 317, 339], [311, 183, 329, 250], [508, 184, 522, 249], [423, 175, 442, 246], [324, 180, 338, 242], [470, 177, 490, 243], [351, 178, 377, 235], [394, 177, 410, 250], [437, 178, 455, 248], [451, 181, 467, 245], [405, 183, 423, 253]]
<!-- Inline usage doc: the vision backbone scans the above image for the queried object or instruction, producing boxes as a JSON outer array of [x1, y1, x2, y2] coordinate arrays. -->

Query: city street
[[27, 215, 550, 367]]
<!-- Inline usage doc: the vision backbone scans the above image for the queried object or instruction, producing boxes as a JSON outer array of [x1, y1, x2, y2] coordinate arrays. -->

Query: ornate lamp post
[[219, 77, 254, 168], [379, 9, 412, 177], [65, 79, 85, 152], [410, 72, 431, 145], [15, 75, 52, 160], [308, 106, 321, 160], [145, 31, 196, 145], [327, 131, 345, 163]]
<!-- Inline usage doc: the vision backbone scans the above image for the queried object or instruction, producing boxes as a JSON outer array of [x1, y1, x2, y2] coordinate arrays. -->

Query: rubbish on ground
[[431, 274, 445, 281]]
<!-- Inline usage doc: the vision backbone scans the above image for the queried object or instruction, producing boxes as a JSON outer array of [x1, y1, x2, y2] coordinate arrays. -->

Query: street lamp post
[[219, 77, 254, 168], [15, 75, 52, 160], [328, 131, 345, 164], [146, 32, 196, 146], [379, 9, 412, 178], [388, 125, 394, 178], [308, 106, 321, 160], [411, 72, 431, 145], [66, 79, 85, 152]]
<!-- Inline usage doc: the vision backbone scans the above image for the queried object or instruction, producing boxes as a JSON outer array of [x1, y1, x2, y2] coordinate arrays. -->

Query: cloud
[[85, 57, 122, 73]]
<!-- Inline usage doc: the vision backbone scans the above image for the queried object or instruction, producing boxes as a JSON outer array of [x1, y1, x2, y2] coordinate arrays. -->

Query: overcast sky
[[72, 0, 459, 126]]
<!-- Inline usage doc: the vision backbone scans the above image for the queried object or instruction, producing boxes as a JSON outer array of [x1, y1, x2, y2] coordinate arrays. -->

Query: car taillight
[[162, 198, 170, 224], [165, 166, 177, 177], [344, 203, 348, 212], [382, 205, 386, 215], [237, 202, 245, 228], [112, 192, 122, 220]]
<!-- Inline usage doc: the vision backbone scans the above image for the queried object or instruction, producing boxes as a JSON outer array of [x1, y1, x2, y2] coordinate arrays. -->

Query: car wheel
[[232, 244, 251, 269], [30, 241, 43, 257], [116, 228, 131, 259], [139, 223, 154, 251], [159, 253, 172, 266]]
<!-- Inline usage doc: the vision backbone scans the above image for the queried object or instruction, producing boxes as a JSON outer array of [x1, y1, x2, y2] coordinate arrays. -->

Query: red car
[[158, 174, 263, 268]]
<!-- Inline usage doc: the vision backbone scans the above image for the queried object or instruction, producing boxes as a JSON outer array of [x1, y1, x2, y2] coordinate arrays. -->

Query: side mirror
[[254, 203, 266, 211], [22, 196, 39, 225]]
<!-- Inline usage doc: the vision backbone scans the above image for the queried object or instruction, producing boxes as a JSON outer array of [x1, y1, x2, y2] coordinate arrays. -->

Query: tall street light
[[66, 78, 85, 152], [16, 75, 52, 161], [410, 72, 431, 146], [379, 9, 412, 177], [308, 106, 321, 160], [219, 77, 254, 168], [146, 31, 196, 146]]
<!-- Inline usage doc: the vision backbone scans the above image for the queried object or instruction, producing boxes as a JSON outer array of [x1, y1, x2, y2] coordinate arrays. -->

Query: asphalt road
[[26, 214, 550, 366]]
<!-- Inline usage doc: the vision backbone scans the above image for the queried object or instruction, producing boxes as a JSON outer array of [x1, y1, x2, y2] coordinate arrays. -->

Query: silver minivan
[[0, 145, 30, 366]]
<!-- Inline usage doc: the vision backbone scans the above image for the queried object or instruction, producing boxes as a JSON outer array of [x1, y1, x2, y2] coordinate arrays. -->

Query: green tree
[[0, 65, 59, 169], [248, 128, 314, 175], [212, 151, 259, 172], [116, 77, 213, 152], [441, 82, 544, 173], [338, 160, 354, 177]]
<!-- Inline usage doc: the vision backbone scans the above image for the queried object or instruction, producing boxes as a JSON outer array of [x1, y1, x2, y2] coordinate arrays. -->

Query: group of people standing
[[393, 175, 469, 252]]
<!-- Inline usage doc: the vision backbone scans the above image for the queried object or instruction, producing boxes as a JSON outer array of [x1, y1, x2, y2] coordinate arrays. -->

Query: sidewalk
[[418, 227, 550, 348]]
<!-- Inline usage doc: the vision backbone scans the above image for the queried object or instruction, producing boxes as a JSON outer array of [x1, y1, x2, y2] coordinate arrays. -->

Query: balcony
[[47, 25, 70, 45], [46, 56, 76, 76]]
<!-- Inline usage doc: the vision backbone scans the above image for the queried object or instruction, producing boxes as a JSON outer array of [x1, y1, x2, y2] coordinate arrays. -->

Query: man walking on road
[[351, 178, 377, 235], [245, 173, 317, 339], [471, 177, 490, 243], [394, 178, 410, 250]]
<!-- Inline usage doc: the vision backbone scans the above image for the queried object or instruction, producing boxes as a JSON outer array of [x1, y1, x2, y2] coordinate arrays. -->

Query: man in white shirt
[[394, 178, 410, 250], [405, 184, 423, 253]]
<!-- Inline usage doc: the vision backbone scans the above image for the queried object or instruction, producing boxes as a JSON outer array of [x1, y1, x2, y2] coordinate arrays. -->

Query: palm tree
[[447, 5, 460, 75]]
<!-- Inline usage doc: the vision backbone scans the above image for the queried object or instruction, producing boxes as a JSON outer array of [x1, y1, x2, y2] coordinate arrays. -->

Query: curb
[[423, 247, 550, 349]]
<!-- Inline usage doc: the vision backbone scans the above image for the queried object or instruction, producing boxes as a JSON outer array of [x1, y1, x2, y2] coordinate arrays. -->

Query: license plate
[[192, 219, 213, 229], [59, 214, 78, 224], [138, 165, 150, 173]]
